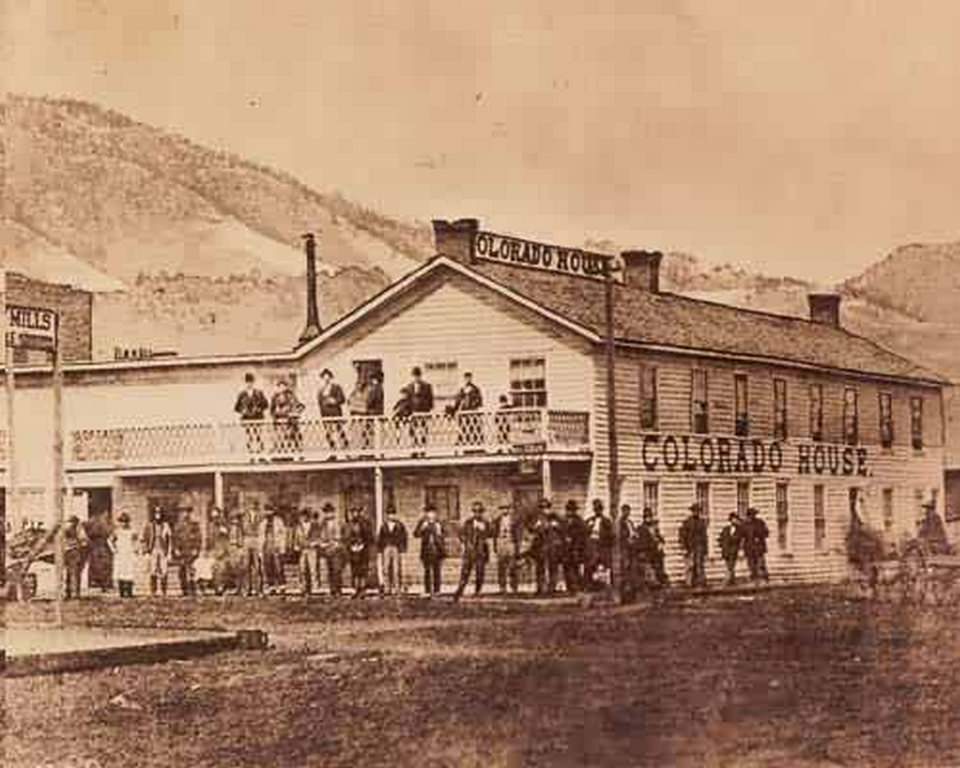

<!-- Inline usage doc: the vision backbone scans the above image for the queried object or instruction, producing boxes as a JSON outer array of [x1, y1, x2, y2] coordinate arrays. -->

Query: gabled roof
[[458, 257, 947, 386]]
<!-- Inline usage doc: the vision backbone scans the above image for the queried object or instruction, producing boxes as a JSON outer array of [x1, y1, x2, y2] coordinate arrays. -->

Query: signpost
[[3, 288, 64, 626]]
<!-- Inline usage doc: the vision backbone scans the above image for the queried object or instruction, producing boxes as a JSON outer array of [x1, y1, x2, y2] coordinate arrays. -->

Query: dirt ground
[[5, 587, 960, 767]]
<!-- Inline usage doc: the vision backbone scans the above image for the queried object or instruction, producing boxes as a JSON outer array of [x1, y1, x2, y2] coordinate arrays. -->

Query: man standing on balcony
[[142, 506, 173, 597], [318, 368, 347, 453], [270, 378, 305, 456], [453, 501, 492, 602], [450, 371, 484, 449], [402, 367, 434, 455], [414, 503, 445, 597], [235, 373, 269, 458]]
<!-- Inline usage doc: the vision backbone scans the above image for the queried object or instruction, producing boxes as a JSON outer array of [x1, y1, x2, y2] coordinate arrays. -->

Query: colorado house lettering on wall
[[640, 434, 869, 478]]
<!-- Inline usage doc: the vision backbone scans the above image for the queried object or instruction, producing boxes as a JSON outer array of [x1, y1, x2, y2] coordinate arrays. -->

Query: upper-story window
[[638, 363, 658, 431], [773, 378, 788, 440], [509, 357, 547, 408], [691, 369, 709, 434], [809, 383, 824, 442], [424, 361, 459, 409], [734, 374, 749, 437], [843, 387, 859, 445], [910, 396, 924, 450], [878, 392, 894, 449]]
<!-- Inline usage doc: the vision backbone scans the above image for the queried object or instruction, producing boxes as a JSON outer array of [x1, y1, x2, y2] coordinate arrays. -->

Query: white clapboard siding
[[591, 346, 946, 584]]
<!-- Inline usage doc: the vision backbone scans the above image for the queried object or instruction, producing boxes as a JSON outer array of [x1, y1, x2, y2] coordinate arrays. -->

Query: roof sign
[[472, 230, 621, 283], [5, 304, 58, 352]]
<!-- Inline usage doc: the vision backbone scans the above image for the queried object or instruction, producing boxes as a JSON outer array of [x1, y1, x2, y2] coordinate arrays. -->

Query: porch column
[[374, 466, 385, 587], [542, 458, 553, 501], [209, 470, 224, 552]]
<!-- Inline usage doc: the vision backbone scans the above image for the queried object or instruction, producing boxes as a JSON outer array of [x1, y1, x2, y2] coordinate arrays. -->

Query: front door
[[513, 484, 543, 526]]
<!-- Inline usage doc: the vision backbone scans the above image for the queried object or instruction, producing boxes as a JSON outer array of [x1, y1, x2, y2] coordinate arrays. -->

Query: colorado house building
[[1, 218, 950, 589]]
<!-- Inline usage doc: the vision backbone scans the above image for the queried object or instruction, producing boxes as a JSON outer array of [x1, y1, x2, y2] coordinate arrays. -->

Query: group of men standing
[[678, 503, 770, 588]]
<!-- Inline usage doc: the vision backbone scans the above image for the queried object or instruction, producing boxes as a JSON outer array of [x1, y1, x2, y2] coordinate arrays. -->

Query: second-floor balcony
[[70, 409, 591, 471]]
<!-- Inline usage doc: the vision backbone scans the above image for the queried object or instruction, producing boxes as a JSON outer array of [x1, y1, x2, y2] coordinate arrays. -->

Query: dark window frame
[[809, 383, 824, 442], [910, 396, 924, 451], [639, 363, 658, 431], [691, 369, 709, 434], [773, 378, 788, 441], [843, 387, 859, 446], [878, 391, 894, 449], [734, 374, 749, 437]]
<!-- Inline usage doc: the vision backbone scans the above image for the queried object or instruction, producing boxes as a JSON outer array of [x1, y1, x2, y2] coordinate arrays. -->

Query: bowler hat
[[322, 502, 335, 513], [117, 512, 130, 524], [565, 499, 578, 512], [642, 508, 655, 521], [320, 368, 333, 378]]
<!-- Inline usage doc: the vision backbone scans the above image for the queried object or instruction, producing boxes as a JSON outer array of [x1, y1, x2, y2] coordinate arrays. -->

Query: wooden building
[[0, 219, 950, 589]]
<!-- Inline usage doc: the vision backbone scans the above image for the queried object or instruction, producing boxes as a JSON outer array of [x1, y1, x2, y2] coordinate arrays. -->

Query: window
[[879, 392, 894, 449], [882, 488, 894, 532], [509, 357, 547, 408], [775, 483, 789, 551], [809, 383, 823, 442], [843, 387, 859, 445], [423, 361, 459, 408], [643, 481, 659, 517], [734, 374, 749, 436], [773, 378, 788, 440], [910, 396, 924, 450], [814, 485, 826, 550], [424, 485, 460, 524], [736, 481, 750, 518], [639, 364, 658, 431], [691, 369, 709, 434], [695, 482, 710, 524]]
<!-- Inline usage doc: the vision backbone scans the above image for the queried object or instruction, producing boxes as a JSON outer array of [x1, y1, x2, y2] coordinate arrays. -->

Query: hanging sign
[[472, 230, 621, 283], [5, 305, 58, 352]]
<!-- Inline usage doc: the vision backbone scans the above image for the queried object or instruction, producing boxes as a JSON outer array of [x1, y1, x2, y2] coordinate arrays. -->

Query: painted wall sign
[[472, 230, 621, 282], [5, 304, 58, 352], [640, 434, 869, 477]]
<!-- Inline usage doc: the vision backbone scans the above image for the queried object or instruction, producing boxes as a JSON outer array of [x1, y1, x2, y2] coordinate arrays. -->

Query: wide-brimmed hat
[[565, 499, 578, 512], [321, 502, 335, 514], [117, 512, 130, 524]]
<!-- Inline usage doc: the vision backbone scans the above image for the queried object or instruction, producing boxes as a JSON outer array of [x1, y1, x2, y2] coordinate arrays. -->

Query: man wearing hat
[[529, 499, 564, 595], [318, 368, 348, 452], [678, 503, 709, 587], [377, 505, 408, 596], [111, 512, 137, 598], [173, 505, 203, 596], [584, 499, 614, 588], [270, 377, 305, 455], [344, 506, 374, 598], [494, 502, 523, 595], [234, 372, 269, 457], [718, 512, 743, 586], [453, 501, 492, 602], [633, 508, 662, 590], [142, 505, 173, 596], [450, 371, 484, 448], [317, 502, 345, 596], [402, 366, 434, 453], [414, 503, 445, 596], [63, 515, 89, 600], [293, 508, 319, 595], [742, 508, 769, 582], [561, 500, 588, 594]]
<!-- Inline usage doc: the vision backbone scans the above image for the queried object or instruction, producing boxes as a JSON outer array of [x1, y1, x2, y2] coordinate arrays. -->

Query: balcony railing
[[70, 409, 591, 469]]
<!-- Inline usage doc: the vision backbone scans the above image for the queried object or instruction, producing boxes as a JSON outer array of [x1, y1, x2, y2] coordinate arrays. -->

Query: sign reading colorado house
[[641, 434, 869, 477], [472, 231, 621, 282]]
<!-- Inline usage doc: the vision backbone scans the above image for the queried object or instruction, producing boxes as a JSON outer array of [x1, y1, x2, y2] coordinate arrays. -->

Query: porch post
[[542, 458, 553, 501], [374, 466, 384, 588], [210, 470, 224, 552]]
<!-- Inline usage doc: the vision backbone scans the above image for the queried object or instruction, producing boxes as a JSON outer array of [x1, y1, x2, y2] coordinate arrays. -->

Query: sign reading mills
[[472, 230, 622, 282], [641, 434, 870, 477], [5, 304, 59, 352]]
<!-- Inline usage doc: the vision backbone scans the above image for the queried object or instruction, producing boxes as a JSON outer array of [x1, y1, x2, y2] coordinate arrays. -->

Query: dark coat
[[174, 518, 203, 561], [561, 514, 588, 562], [678, 515, 708, 556], [377, 519, 408, 552], [270, 389, 305, 420], [367, 382, 384, 416], [585, 513, 614, 551], [530, 513, 565, 558], [742, 516, 769, 556], [318, 382, 346, 417], [460, 517, 493, 561], [402, 380, 434, 413], [452, 382, 483, 412], [414, 518, 445, 561], [718, 522, 742, 561], [235, 388, 268, 420], [633, 523, 661, 562]]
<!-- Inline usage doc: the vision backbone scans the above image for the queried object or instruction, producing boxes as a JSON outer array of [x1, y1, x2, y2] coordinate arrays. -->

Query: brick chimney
[[299, 232, 322, 344], [620, 250, 663, 292], [432, 218, 480, 263], [807, 293, 842, 328]]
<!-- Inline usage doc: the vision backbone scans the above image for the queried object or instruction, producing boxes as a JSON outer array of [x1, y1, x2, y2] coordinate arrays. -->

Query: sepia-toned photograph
[[3, 2, 960, 766]]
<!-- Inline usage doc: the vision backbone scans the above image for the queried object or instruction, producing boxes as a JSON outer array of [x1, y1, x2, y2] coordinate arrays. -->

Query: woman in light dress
[[111, 512, 139, 598]]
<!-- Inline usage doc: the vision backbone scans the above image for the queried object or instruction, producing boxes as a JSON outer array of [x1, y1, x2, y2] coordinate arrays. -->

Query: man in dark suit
[[679, 503, 709, 587], [377, 505, 408, 595], [450, 372, 484, 448], [318, 368, 347, 452], [718, 512, 743, 586], [414, 503, 445, 597], [584, 499, 614, 588], [561, 500, 588, 594], [402, 367, 434, 454], [453, 501, 493, 602], [235, 372, 269, 456]]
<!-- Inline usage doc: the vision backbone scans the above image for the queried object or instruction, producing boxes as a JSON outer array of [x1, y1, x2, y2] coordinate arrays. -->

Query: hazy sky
[[5, 0, 960, 282]]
